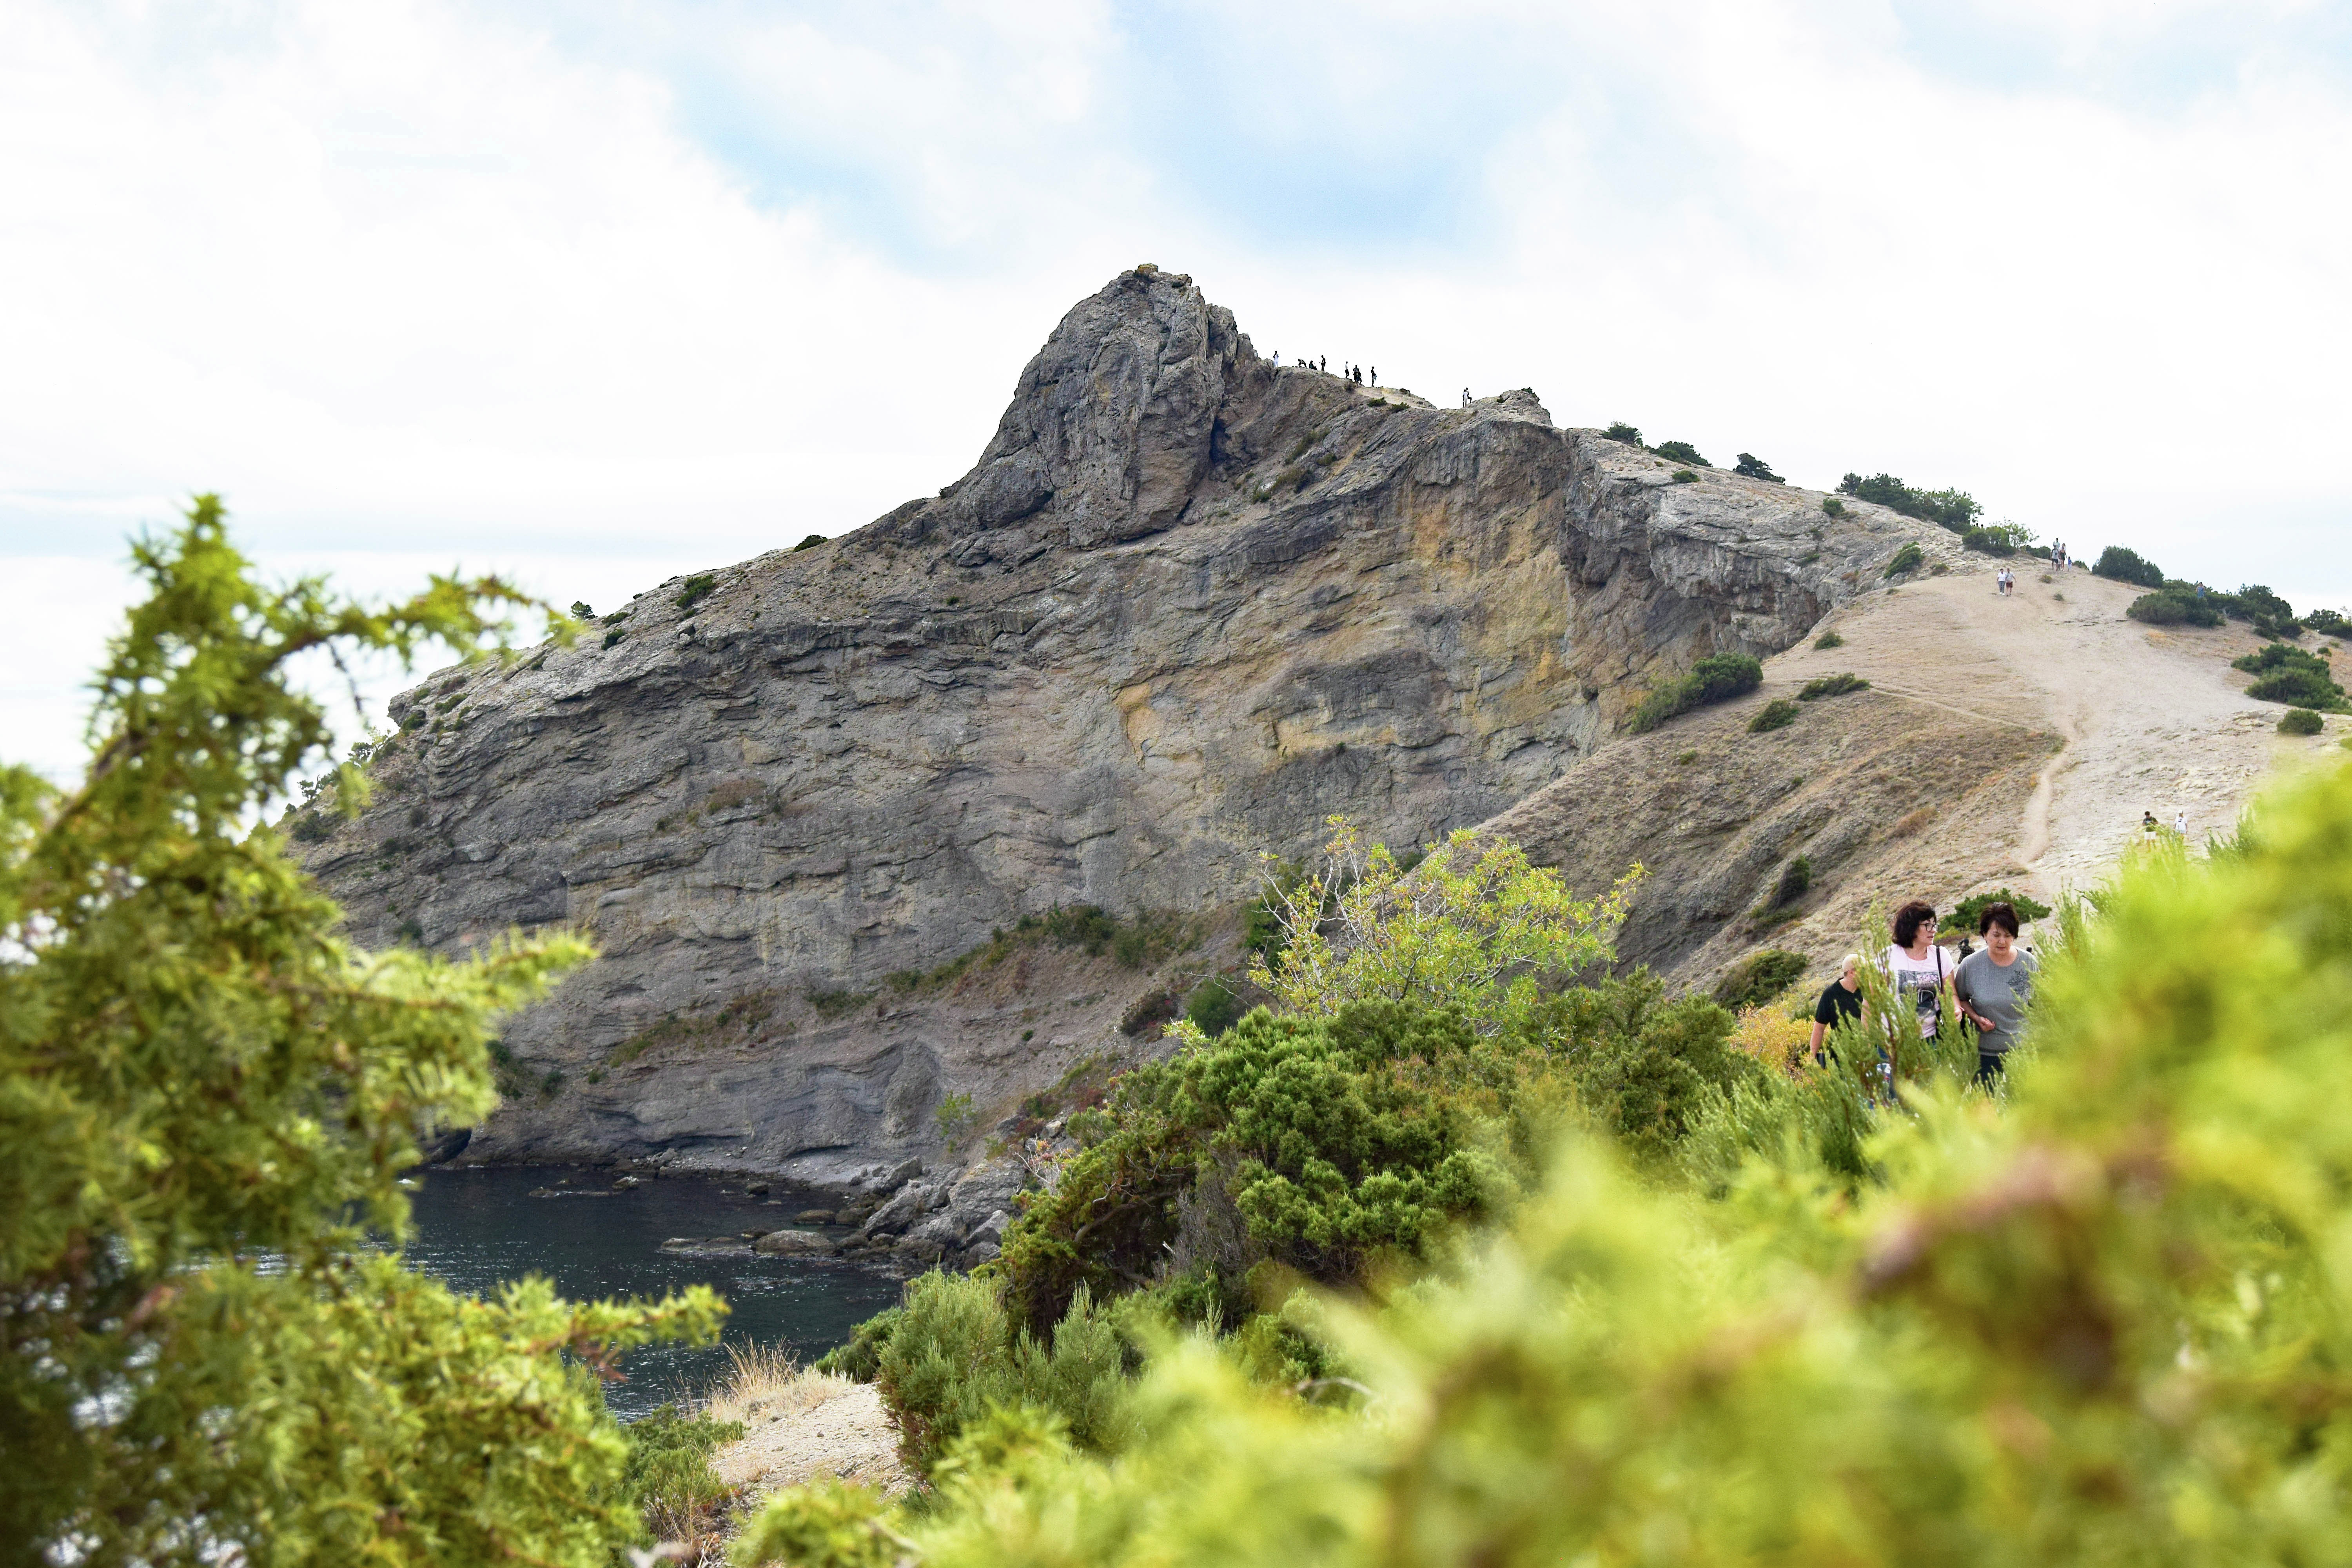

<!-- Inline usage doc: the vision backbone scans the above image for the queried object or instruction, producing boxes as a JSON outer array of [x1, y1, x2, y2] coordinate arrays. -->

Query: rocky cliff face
[[303, 266, 1944, 1212]]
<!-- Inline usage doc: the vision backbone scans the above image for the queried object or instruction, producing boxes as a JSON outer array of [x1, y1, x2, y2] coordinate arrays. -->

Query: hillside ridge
[[292, 266, 2322, 1263]]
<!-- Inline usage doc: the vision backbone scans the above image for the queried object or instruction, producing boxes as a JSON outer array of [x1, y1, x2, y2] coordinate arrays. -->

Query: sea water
[[401, 1165, 903, 1419]]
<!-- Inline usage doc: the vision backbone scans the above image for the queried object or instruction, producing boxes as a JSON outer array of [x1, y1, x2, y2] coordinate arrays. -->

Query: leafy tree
[[1733, 452, 1782, 481], [1234, 818, 1640, 1038], [1651, 439, 1708, 466], [1, 501, 722, 1565]]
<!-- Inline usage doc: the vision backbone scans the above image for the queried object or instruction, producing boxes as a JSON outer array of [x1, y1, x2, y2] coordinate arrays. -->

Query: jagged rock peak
[[891, 266, 1250, 551]]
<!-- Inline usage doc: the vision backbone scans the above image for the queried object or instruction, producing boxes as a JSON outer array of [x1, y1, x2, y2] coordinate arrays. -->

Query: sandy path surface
[[1780, 563, 2343, 905], [711, 1379, 911, 1502]]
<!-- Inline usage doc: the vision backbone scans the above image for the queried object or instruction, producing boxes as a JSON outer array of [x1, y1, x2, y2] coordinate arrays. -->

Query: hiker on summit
[[1956, 901, 2036, 1085]]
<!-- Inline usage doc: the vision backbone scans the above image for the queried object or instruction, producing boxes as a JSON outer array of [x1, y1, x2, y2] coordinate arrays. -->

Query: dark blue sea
[[399, 1165, 902, 1419]]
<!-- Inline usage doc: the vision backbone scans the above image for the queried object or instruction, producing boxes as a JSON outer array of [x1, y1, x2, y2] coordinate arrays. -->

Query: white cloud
[[3, 0, 2348, 781]]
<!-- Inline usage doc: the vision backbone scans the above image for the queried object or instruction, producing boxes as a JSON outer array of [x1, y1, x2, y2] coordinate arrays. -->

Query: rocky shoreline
[[476, 1144, 1033, 1278]]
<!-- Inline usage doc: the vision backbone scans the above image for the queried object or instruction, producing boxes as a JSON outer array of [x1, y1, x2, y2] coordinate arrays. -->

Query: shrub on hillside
[[1937, 886, 2054, 936], [793, 533, 827, 552], [1652, 439, 1707, 466], [1183, 976, 1246, 1038], [1748, 698, 1799, 733], [1838, 472, 1983, 532], [1603, 421, 1643, 445], [2234, 644, 2346, 709], [1884, 542, 1924, 577], [2094, 544, 2166, 587], [1962, 521, 2038, 556], [1819, 497, 1846, 518], [2128, 586, 2226, 627], [675, 573, 718, 611], [1798, 672, 1868, 700], [1627, 652, 1764, 733], [1733, 452, 1782, 481], [1713, 949, 1809, 1009], [2308, 608, 2349, 639], [1814, 629, 1844, 649], [874, 1273, 1131, 1471], [2280, 708, 2325, 735]]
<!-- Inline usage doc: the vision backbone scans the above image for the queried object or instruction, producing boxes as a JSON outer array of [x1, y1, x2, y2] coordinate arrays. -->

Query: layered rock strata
[[304, 267, 1952, 1227]]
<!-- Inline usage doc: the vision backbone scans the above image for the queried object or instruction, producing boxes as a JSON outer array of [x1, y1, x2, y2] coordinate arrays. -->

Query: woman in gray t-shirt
[[1955, 900, 2036, 1085]]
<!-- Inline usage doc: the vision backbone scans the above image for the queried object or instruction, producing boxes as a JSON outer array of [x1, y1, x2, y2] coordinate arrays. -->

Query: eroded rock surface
[[306, 267, 1950, 1215]]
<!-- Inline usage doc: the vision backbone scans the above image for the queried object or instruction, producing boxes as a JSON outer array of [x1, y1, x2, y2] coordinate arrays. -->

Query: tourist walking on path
[[1956, 901, 2037, 1085], [1884, 900, 1955, 1049], [1809, 952, 1864, 1064]]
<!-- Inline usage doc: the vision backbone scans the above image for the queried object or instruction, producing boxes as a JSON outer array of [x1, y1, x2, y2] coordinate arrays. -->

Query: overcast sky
[[5, 0, 2349, 779]]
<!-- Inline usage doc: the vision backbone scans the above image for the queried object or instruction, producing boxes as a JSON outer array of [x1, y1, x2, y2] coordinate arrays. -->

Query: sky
[[4, 0, 2349, 780]]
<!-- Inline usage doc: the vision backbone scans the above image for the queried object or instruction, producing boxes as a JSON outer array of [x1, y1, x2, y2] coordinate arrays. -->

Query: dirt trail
[[1781, 563, 2332, 906]]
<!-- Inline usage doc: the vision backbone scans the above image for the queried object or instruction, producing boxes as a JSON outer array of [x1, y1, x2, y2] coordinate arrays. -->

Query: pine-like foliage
[[742, 758, 2352, 1566], [0, 501, 723, 1566]]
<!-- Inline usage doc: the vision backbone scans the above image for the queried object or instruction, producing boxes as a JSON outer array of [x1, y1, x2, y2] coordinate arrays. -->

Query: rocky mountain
[[305, 265, 1980, 1256]]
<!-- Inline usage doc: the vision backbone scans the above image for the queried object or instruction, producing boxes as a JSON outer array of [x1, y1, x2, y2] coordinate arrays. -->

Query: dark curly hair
[[1977, 901, 2020, 937], [1892, 900, 1937, 946]]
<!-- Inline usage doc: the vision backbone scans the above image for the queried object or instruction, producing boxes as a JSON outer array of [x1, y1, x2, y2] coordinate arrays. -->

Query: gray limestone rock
[[304, 267, 1954, 1217], [750, 1229, 837, 1256]]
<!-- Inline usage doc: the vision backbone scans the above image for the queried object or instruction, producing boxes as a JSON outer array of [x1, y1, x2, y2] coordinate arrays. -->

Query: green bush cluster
[[1798, 672, 1868, 700], [1626, 652, 1763, 733], [2127, 585, 2225, 626], [1182, 976, 1247, 1038], [2094, 544, 2167, 587], [1733, 452, 1782, 481], [990, 984, 1747, 1341], [1819, 497, 1846, 518], [1838, 471, 1983, 531], [1936, 886, 2053, 936], [1712, 948, 1808, 1008], [2309, 608, 2349, 638], [1651, 439, 1707, 466], [1813, 628, 1844, 649], [1961, 522, 2037, 555], [873, 1273, 1132, 1470], [621, 1404, 744, 1543], [1884, 542, 1924, 577], [1747, 698, 1799, 733], [2131, 578, 2310, 638], [674, 573, 718, 611], [2234, 644, 2346, 710], [748, 760, 2352, 1567], [2281, 708, 2326, 735], [1602, 421, 1642, 445]]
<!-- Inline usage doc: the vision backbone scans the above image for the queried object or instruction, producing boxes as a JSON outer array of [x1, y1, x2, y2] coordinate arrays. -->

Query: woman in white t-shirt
[[1883, 899, 1954, 1046]]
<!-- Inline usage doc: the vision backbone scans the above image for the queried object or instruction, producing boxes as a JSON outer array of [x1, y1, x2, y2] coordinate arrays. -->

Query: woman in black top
[[1809, 952, 1863, 1063]]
